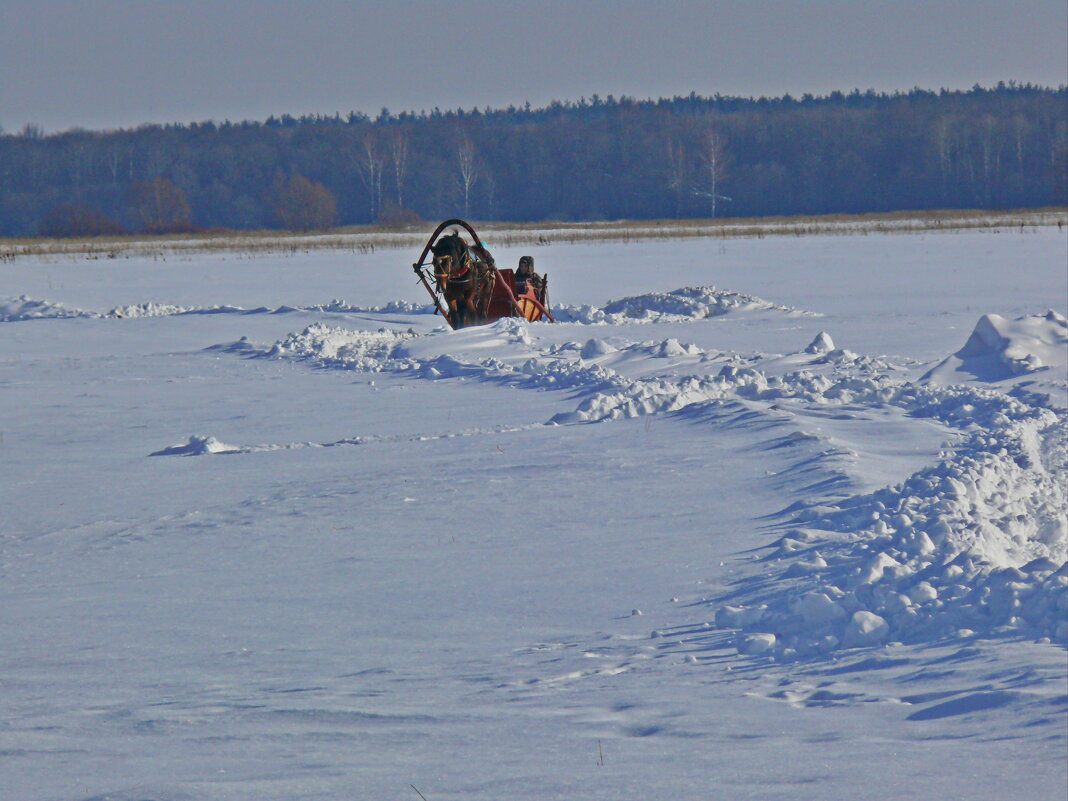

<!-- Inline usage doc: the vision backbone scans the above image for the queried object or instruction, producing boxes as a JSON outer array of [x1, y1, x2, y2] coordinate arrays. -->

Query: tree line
[[0, 83, 1065, 237]]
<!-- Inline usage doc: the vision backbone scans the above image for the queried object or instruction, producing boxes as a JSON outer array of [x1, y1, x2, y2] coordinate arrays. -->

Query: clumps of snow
[[709, 367, 1068, 657], [550, 374, 724, 424], [842, 611, 891, 648], [150, 435, 244, 456], [0, 295, 95, 321], [602, 286, 804, 320], [306, 298, 433, 315], [255, 322, 622, 395], [715, 605, 768, 628], [923, 311, 1068, 384], [106, 301, 270, 317], [266, 323, 416, 370], [554, 286, 811, 324], [656, 338, 701, 357], [738, 632, 777, 655], [793, 592, 847, 625]]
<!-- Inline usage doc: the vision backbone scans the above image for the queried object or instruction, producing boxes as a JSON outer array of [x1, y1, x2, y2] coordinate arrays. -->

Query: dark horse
[[430, 231, 496, 329]]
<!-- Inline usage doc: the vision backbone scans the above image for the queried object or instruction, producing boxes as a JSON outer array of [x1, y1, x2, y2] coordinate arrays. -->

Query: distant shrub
[[128, 177, 194, 234], [37, 204, 125, 238], [377, 205, 422, 228], [272, 174, 337, 231]]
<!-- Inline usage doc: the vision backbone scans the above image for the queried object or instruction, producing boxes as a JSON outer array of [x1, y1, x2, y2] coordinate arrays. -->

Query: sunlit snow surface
[[2, 228, 1066, 800]]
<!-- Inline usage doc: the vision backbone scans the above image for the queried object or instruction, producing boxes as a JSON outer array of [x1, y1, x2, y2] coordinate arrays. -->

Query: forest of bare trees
[[0, 84, 1064, 237]]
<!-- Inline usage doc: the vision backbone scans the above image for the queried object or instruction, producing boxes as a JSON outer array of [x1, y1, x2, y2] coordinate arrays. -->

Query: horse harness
[[434, 251, 473, 286]]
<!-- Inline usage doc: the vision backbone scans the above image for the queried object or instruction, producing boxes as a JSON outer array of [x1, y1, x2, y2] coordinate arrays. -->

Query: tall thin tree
[[665, 136, 688, 218], [357, 132, 384, 221], [390, 129, 410, 210], [457, 136, 479, 218], [699, 129, 729, 218]]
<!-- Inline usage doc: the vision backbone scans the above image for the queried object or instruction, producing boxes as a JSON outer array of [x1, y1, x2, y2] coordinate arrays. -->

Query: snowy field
[[2, 224, 1066, 800]]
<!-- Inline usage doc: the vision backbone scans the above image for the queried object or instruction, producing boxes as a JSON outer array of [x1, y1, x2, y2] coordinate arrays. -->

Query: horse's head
[[431, 232, 470, 286]]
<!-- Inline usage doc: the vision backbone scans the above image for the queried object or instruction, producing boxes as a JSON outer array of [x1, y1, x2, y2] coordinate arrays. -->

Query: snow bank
[[107, 298, 433, 319], [243, 306, 1067, 657], [255, 320, 620, 396], [0, 295, 95, 321], [6, 285, 801, 327], [710, 342, 1067, 657], [923, 311, 1068, 384], [107, 302, 248, 318], [0, 295, 433, 322], [554, 286, 810, 324]]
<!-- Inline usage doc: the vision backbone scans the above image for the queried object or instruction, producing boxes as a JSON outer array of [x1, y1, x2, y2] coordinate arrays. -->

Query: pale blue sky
[[2, 0, 1066, 133]]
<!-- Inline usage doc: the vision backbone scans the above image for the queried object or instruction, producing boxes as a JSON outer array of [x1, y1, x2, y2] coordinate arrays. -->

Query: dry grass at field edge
[[2, 207, 1064, 263]]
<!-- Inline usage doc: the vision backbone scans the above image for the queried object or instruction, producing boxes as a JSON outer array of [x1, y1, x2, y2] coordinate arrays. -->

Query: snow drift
[[711, 317, 1067, 658], [0, 295, 433, 322], [554, 286, 812, 324], [245, 306, 1068, 658], [922, 310, 1068, 384], [0, 295, 95, 321]]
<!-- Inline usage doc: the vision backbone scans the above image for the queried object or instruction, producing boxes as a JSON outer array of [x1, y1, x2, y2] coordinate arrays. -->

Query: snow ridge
[[0, 295, 434, 322], [715, 391, 1066, 656], [543, 339, 1068, 651], [108, 298, 434, 318], [4, 286, 804, 326], [554, 285, 813, 324], [248, 310, 1067, 655], [0, 295, 95, 321], [923, 310, 1068, 384]]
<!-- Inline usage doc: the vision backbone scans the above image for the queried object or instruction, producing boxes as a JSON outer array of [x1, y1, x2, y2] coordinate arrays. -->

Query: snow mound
[[531, 332, 1068, 653], [805, 331, 836, 354], [603, 286, 802, 319], [709, 376, 1068, 657], [580, 338, 616, 360], [0, 295, 95, 321], [554, 286, 809, 324], [266, 323, 416, 370], [923, 311, 1068, 384], [150, 435, 244, 456]]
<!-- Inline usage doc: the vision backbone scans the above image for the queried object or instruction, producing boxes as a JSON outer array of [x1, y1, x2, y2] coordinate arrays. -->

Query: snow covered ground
[[2, 225, 1066, 800]]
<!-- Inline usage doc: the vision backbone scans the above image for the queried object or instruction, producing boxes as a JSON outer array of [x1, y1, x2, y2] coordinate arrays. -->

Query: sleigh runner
[[412, 219, 553, 329]]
